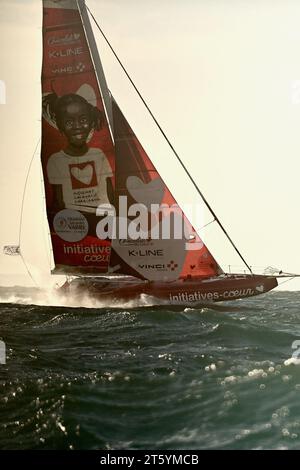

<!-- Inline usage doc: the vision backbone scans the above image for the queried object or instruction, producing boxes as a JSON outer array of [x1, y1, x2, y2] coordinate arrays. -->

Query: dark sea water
[[1, 286, 300, 450]]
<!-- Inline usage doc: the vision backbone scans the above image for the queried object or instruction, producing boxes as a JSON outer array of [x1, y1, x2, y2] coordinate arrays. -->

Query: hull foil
[[59, 274, 278, 306]]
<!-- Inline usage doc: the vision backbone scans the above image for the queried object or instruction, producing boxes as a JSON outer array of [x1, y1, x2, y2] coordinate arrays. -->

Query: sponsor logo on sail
[[63, 244, 110, 263], [167, 260, 178, 271], [48, 33, 81, 46], [137, 260, 178, 272], [51, 63, 86, 75], [128, 249, 164, 257], [138, 264, 166, 271], [53, 209, 88, 242], [119, 239, 153, 247], [49, 47, 83, 59], [169, 288, 256, 303]]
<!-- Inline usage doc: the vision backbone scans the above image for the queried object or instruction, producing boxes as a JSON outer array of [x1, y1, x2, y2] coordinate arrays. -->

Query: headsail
[[109, 99, 222, 281], [41, 0, 115, 275]]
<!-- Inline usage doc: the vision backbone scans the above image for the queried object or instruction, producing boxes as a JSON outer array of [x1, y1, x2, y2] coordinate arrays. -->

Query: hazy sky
[[1, 0, 300, 290]]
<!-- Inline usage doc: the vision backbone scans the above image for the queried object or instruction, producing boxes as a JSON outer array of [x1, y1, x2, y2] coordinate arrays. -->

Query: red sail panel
[[41, 0, 115, 274], [110, 99, 222, 281]]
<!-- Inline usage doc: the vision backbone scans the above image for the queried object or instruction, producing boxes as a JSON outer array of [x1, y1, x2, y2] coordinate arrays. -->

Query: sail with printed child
[[42, 0, 115, 274]]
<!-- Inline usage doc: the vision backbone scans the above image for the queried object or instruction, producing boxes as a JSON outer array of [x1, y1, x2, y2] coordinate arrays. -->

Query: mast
[[77, 0, 114, 137]]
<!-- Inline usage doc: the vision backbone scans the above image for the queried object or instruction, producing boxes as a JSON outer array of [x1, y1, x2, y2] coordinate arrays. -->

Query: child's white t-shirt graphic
[[47, 148, 113, 212]]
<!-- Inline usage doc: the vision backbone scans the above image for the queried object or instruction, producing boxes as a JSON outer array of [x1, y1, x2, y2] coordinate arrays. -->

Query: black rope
[[86, 4, 253, 275]]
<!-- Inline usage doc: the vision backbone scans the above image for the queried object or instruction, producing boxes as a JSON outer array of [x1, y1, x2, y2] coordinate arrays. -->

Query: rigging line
[[198, 219, 216, 230], [20, 252, 38, 288], [278, 276, 297, 287], [86, 4, 253, 275], [39, 165, 52, 268], [18, 138, 41, 287]]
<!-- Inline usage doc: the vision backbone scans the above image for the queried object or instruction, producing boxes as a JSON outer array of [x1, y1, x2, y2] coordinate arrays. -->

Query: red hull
[[59, 274, 278, 306]]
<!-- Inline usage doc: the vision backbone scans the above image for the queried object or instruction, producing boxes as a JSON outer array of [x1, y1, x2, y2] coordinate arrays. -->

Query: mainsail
[[41, 0, 222, 280]]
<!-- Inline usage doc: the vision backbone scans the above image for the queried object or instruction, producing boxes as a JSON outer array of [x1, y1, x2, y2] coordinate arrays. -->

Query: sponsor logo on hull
[[169, 287, 257, 303]]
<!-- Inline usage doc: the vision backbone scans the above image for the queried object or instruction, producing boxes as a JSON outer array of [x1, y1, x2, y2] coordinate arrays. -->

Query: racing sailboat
[[37, 0, 283, 304]]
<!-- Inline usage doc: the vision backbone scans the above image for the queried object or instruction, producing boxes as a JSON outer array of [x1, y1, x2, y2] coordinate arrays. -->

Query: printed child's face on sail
[[60, 101, 92, 147]]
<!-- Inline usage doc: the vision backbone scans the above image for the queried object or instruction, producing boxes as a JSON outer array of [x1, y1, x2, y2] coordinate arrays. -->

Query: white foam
[[0, 286, 169, 310]]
